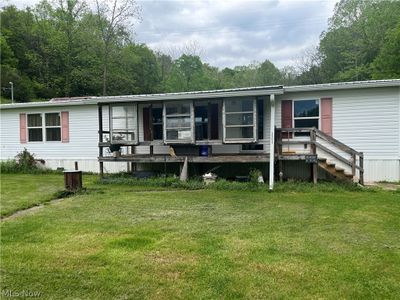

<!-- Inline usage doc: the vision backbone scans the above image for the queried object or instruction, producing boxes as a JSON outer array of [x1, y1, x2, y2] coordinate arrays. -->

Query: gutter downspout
[[269, 94, 275, 190]]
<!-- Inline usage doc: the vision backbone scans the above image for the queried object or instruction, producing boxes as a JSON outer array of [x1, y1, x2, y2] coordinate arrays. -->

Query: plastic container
[[199, 145, 209, 156]]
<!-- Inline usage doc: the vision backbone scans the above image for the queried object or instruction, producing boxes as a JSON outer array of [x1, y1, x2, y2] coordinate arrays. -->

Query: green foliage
[[97, 173, 364, 193], [15, 148, 37, 170], [372, 21, 400, 79], [1, 0, 399, 101], [317, 0, 400, 82], [0, 148, 56, 174], [249, 169, 263, 185]]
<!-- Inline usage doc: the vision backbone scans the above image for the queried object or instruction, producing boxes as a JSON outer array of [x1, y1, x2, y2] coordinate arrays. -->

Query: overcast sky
[[5, 0, 337, 69]]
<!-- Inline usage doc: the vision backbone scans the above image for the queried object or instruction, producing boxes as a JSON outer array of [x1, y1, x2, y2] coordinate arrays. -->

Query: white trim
[[269, 94, 275, 190], [109, 103, 138, 145], [163, 101, 194, 144], [223, 98, 257, 143], [27, 112, 62, 143], [292, 99, 320, 129], [2, 80, 399, 111]]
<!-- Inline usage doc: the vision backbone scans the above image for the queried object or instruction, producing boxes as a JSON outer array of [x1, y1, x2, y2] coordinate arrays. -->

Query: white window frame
[[27, 113, 44, 143], [109, 103, 138, 145], [293, 99, 320, 129], [44, 112, 62, 142], [163, 101, 195, 144], [222, 98, 257, 143], [27, 112, 62, 142]]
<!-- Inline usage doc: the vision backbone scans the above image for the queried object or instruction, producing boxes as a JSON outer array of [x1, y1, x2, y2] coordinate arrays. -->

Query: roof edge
[[284, 79, 400, 92], [1, 79, 399, 110]]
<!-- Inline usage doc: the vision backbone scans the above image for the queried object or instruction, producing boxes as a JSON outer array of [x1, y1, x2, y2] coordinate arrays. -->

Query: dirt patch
[[365, 182, 400, 191], [1, 197, 68, 222]]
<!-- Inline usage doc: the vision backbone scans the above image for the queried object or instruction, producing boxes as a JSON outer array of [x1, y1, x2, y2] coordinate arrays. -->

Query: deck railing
[[276, 127, 364, 184]]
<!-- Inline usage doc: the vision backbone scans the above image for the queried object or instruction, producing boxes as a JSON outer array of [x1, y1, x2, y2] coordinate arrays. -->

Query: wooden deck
[[99, 154, 270, 163]]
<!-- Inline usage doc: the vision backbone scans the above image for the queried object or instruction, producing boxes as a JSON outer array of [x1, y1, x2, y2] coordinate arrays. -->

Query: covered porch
[[97, 86, 283, 189]]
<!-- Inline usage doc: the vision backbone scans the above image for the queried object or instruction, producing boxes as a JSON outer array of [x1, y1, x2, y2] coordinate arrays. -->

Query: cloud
[[135, 0, 336, 69], [4, 0, 337, 69]]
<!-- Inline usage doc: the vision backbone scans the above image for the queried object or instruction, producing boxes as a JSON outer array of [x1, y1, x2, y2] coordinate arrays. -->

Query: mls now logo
[[1, 289, 42, 298]]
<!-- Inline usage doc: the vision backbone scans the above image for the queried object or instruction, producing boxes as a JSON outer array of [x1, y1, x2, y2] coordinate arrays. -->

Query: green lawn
[[0, 173, 99, 217], [1, 174, 399, 299], [0, 174, 65, 217]]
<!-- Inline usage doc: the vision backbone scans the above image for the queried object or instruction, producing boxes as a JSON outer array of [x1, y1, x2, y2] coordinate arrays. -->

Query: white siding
[[1, 105, 99, 159], [276, 86, 400, 181], [0, 104, 128, 173]]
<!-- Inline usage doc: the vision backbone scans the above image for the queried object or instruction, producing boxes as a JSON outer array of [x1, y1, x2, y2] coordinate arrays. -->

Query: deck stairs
[[317, 157, 354, 181], [276, 128, 364, 184]]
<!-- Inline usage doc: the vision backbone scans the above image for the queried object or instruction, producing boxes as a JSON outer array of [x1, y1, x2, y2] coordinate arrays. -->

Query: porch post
[[269, 94, 275, 190]]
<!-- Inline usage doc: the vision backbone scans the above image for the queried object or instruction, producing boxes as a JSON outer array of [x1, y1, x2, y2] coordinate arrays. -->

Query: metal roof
[[1, 79, 399, 110], [284, 79, 400, 92]]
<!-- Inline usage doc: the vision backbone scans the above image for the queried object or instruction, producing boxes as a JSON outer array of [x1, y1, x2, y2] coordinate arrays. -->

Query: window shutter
[[321, 98, 332, 136], [281, 100, 293, 138], [19, 113, 27, 143], [61, 111, 69, 143], [281, 100, 293, 128], [143, 107, 151, 141]]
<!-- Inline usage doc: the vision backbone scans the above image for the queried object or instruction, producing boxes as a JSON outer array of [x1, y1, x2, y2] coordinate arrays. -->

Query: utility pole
[[9, 82, 14, 103]]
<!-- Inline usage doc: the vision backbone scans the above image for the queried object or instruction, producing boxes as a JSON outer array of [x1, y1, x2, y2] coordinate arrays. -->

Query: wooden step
[[326, 162, 336, 168], [318, 161, 353, 182], [335, 167, 345, 173]]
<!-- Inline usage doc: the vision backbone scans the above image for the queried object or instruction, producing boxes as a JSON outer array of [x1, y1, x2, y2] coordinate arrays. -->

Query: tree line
[[1, 0, 399, 102]]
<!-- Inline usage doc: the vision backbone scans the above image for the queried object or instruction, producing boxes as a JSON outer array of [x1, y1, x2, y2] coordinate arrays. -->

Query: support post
[[98, 105, 104, 178], [310, 128, 317, 184], [269, 94, 275, 190], [351, 153, 356, 177], [359, 152, 364, 185]]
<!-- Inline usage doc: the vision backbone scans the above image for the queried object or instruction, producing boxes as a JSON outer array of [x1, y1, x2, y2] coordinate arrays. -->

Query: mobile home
[[1, 79, 399, 188]]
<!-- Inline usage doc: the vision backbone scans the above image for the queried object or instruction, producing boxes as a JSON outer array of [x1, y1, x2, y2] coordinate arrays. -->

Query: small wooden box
[[64, 170, 82, 191]]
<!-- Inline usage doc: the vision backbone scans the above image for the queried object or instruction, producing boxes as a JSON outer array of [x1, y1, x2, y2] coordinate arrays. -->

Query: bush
[[15, 148, 37, 171], [249, 168, 263, 185], [0, 160, 20, 173], [0, 148, 55, 174], [97, 173, 365, 193]]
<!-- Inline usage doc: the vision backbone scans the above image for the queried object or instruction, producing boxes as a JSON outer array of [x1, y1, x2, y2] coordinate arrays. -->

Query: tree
[[94, 0, 141, 95], [53, 0, 87, 96], [165, 54, 204, 92], [372, 21, 400, 79], [318, 0, 400, 82], [256, 59, 282, 85]]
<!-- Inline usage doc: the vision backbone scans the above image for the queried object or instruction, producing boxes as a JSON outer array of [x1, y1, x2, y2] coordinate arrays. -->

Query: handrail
[[314, 128, 362, 156], [276, 127, 364, 185]]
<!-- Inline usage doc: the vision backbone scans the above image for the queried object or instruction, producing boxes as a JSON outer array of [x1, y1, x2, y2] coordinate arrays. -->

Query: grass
[[0, 173, 98, 217], [1, 174, 400, 299]]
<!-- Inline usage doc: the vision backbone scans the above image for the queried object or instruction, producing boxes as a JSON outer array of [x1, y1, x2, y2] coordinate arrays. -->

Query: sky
[[4, 0, 337, 69]]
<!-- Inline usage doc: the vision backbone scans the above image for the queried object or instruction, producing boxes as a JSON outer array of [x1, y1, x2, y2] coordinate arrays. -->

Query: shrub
[[96, 172, 366, 193], [0, 149, 56, 174], [249, 168, 263, 185], [15, 148, 37, 171], [0, 160, 20, 173]]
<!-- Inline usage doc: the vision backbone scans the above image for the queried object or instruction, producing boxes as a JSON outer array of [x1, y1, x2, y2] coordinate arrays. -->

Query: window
[[27, 113, 62, 142], [257, 98, 264, 140], [164, 102, 194, 143], [195, 104, 208, 140], [45, 113, 61, 141], [223, 98, 257, 142], [110, 104, 137, 144], [27, 114, 43, 142], [152, 106, 163, 140], [293, 99, 319, 129]]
